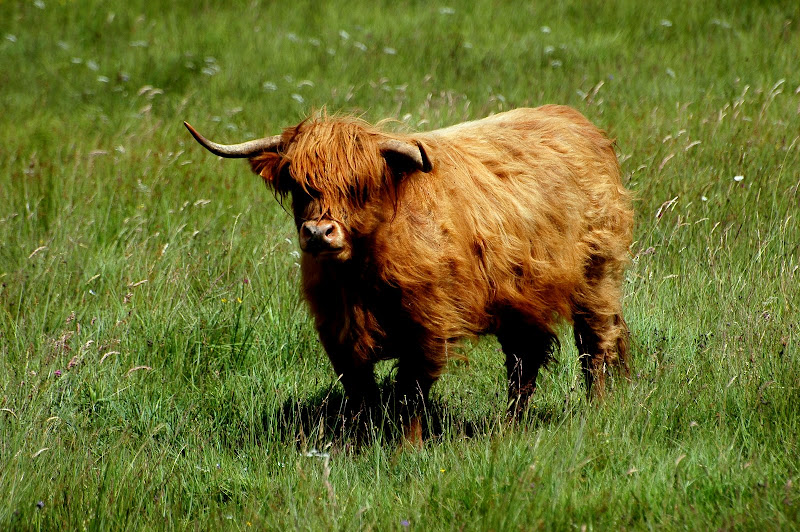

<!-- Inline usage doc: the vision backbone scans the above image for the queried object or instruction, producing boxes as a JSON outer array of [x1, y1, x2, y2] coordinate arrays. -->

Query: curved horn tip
[[183, 121, 203, 141]]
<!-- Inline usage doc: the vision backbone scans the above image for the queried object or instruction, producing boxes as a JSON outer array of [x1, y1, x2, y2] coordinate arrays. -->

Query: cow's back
[[376, 105, 632, 337]]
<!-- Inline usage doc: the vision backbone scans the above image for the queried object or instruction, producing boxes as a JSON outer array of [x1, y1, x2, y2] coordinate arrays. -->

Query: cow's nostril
[[301, 220, 342, 252]]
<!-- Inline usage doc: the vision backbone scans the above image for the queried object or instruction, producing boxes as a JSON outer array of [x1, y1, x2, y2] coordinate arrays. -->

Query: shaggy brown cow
[[185, 105, 633, 444]]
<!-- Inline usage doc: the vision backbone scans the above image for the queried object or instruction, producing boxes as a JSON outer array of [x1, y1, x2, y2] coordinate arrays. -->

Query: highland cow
[[185, 105, 633, 444]]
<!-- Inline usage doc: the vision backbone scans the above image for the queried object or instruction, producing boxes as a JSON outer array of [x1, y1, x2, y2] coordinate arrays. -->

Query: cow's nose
[[300, 220, 341, 251]]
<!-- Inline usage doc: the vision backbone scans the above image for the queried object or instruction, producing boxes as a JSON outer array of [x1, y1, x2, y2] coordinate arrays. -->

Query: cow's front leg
[[317, 318, 380, 420], [394, 340, 446, 447], [328, 354, 379, 418]]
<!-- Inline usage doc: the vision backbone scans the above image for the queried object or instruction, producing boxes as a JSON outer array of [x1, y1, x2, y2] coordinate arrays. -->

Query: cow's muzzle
[[299, 219, 345, 255]]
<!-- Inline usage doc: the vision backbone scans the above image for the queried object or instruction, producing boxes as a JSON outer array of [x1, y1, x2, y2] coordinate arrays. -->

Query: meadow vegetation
[[1, 0, 798, 529]]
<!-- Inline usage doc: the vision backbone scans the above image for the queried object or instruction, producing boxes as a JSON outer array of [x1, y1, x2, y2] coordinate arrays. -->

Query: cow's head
[[185, 116, 431, 262]]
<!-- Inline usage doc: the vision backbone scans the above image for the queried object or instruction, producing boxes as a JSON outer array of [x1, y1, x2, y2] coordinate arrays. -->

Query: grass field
[[1, 0, 799, 529]]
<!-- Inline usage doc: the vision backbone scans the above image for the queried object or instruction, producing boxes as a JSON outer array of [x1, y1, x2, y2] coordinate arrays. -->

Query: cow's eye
[[291, 190, 311, 210], [290, 180, 320, 199], [294, 186, 319, 204], [290, 185, 322, 221]]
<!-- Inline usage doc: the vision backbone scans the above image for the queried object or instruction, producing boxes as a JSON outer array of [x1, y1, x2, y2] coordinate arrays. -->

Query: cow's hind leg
[[572, 273, 630, 398], [497, 317, 558, 416]]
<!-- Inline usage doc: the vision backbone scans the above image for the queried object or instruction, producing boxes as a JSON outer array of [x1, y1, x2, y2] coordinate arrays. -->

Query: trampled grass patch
[[1, 0, 798, 529]]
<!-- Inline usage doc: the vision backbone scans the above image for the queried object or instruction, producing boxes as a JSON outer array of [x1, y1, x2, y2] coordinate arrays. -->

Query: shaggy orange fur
[[245, 105, 633, 440]]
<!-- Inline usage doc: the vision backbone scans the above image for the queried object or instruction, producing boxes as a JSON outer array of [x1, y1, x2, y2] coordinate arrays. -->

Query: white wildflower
[[304, 448, 330, 459]]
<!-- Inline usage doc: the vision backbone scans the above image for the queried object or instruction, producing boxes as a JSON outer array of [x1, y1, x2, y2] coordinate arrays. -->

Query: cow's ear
[[249, 151, 285, 186], [380, 139, 432, 175]]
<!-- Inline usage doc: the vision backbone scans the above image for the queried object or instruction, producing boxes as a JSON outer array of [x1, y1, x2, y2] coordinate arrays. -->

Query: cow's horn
[[380, 139, 432, 173], [184, 122, 281, 158]]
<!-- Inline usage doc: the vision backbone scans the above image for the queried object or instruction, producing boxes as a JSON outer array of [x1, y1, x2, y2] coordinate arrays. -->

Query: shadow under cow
[[262, 377, 570, 451]]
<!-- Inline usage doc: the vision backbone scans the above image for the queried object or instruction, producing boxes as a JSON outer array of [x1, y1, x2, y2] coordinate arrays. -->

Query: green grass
[[1, 0, 799, 529]]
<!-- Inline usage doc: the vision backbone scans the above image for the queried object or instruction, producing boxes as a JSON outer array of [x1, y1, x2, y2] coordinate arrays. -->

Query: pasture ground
[[1, 0, 798, 529]]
